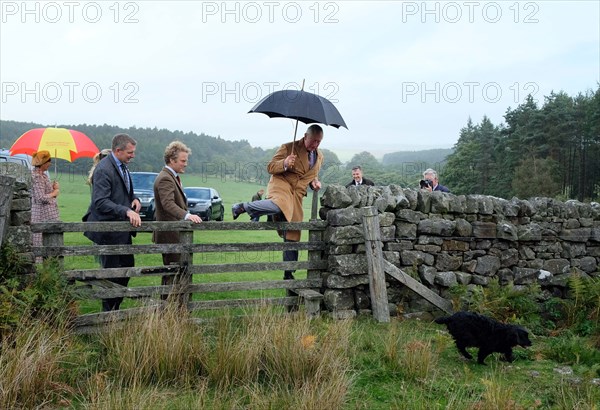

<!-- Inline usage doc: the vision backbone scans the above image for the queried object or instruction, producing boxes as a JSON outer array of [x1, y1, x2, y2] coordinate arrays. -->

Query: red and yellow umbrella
[[9, 127, 99, 162]]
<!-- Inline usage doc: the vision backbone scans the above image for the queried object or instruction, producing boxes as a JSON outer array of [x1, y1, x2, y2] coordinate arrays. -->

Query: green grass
[[52, 171, 314, 314]]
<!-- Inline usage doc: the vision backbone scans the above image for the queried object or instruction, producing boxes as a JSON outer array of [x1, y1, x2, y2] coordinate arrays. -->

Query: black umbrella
[[248, 81, 348, 150]]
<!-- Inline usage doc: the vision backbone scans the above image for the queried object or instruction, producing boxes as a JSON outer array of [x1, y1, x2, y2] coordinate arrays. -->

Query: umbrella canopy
[[248, 89, 348, 129], [9, 127, 99, 162]]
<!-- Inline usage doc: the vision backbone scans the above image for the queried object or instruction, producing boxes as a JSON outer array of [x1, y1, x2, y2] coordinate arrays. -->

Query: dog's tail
[[434, 316, 450, 325]]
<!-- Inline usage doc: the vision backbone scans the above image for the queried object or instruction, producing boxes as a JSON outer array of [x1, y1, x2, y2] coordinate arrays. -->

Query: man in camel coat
[[232, 124, 324, 280]]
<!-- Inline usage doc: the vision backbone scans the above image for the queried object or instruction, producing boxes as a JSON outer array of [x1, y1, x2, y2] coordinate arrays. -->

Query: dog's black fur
[[434, 311, 532, 364]]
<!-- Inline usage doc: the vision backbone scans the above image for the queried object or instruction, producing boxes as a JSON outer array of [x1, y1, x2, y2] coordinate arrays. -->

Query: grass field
[[6, 170, 600, 408], [53, 170, 317, 313]]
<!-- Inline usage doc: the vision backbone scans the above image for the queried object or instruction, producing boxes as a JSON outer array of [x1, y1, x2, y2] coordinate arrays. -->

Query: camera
[[420, 179, 434, 189]]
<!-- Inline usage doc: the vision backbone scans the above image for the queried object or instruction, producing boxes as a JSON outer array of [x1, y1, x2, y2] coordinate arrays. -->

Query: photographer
[[420, 168, 450, 193]]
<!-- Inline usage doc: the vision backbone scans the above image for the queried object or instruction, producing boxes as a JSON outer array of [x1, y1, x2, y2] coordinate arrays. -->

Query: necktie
[[309, 151, 316, 169], [176, 174, 182, 187], [120, 164, 130, 192]]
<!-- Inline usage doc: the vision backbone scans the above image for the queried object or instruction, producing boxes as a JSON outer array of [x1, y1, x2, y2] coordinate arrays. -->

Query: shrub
[[539, 331, 600, 368], [449, 280, 541, 326], [1, 244, 77, 340]]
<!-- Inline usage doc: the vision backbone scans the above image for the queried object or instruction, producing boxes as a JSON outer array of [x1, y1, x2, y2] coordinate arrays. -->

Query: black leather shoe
[[232, 203, 245, 220]]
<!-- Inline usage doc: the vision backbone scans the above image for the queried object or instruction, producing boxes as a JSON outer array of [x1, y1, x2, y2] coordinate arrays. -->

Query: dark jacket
[[345, 177, 375, 188], [434, 184, 450, 193], [83, 154, 137, 245]]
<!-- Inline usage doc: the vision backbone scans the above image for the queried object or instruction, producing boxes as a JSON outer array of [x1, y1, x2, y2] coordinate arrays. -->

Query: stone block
[[434, 271, 457, 287], [401, 250, 434, 266], [328, 254, 369, 275], [472, 221, 496, 239], [327, 207, 363, 226], [542, 258, 570, 274], [417, 219, 456, 236], [435, 253, 462, 271], [497, 222, 518, 241], [442, 239, 469, 251], [474, 255, 501, 276], [325, 274, 370, 289], [324, 289, 355, 311], [320, 184, 353, 208]]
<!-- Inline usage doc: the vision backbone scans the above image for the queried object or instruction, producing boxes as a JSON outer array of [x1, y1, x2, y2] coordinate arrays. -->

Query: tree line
[[4, 85, 596, 199], [0, 120, 443, 187], [443, 86, 600, 201]]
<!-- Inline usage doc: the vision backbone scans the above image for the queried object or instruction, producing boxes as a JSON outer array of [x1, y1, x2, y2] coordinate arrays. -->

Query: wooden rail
[[32, 219, 327, 330]]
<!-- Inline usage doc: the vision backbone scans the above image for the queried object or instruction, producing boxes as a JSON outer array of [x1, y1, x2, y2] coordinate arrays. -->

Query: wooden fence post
[[177, 229, 194, 306], [310, 190, 319, 221], [43, 230, 64, 271], [362, 206, 390, 323]]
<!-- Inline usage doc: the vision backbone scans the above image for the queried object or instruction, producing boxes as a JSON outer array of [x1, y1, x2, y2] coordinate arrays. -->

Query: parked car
[[0, 149, 32, 168], [130, 172, 158, 221], [184, 187, 224, 221]]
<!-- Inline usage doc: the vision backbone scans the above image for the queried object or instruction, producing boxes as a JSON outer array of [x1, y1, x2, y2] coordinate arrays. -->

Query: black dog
[[434, 311, 532, 364]]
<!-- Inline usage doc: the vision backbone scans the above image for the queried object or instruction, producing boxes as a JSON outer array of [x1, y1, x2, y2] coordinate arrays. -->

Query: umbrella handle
[[290, 79, 305, 156], [291, 118, 300, 156]]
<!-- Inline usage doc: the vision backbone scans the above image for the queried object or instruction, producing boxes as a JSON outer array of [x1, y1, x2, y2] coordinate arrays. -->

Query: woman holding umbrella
[[31, 150, 60, 262]]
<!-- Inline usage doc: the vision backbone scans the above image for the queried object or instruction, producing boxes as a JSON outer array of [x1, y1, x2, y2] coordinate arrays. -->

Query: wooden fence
[[32, 206, 453, 332], [33, 218, 328, 332]]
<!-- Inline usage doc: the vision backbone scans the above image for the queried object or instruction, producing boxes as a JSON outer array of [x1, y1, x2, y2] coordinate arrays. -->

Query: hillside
[[381, 148, 453, 167]]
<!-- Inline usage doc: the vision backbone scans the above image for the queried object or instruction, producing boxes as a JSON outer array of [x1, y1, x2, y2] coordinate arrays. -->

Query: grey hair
[[423, 168, 438, 179]]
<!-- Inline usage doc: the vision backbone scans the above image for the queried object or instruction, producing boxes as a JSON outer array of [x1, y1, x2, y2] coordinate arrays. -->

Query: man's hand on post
[[126, 209, 142, 227], [186, 214, 202, 223]]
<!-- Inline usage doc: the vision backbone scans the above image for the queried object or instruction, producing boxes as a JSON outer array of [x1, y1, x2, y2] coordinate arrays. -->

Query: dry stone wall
[[0, 163, 34, 267], [319, 184, 600, 316]]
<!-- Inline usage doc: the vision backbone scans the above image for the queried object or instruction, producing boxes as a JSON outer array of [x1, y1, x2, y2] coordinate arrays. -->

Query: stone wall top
[[320, 184, 600, 221]]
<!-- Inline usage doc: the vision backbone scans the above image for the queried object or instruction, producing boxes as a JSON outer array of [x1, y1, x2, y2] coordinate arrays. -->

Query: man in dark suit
[[83, 133, 142, 311], [421, 168, 450, 193], [346, 165, 375, 187], [153, 141, 202, 299]]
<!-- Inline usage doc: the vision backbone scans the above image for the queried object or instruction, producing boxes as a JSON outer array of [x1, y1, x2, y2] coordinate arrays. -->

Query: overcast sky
[[1, 0, 598, 161]]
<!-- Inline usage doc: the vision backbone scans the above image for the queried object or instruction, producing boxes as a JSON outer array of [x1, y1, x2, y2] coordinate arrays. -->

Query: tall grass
[[78, 304, 353, 408], [383, 321, 441, 381], [205, 306, 353, 408], [0, 317, 74, 409], [99, 302, 207, 387]]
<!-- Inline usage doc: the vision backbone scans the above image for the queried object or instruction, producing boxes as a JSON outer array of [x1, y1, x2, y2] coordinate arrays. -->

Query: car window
[[131, 173, 157, 190], [184, 188, 211, 200], [0, 154, 29, 167]]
